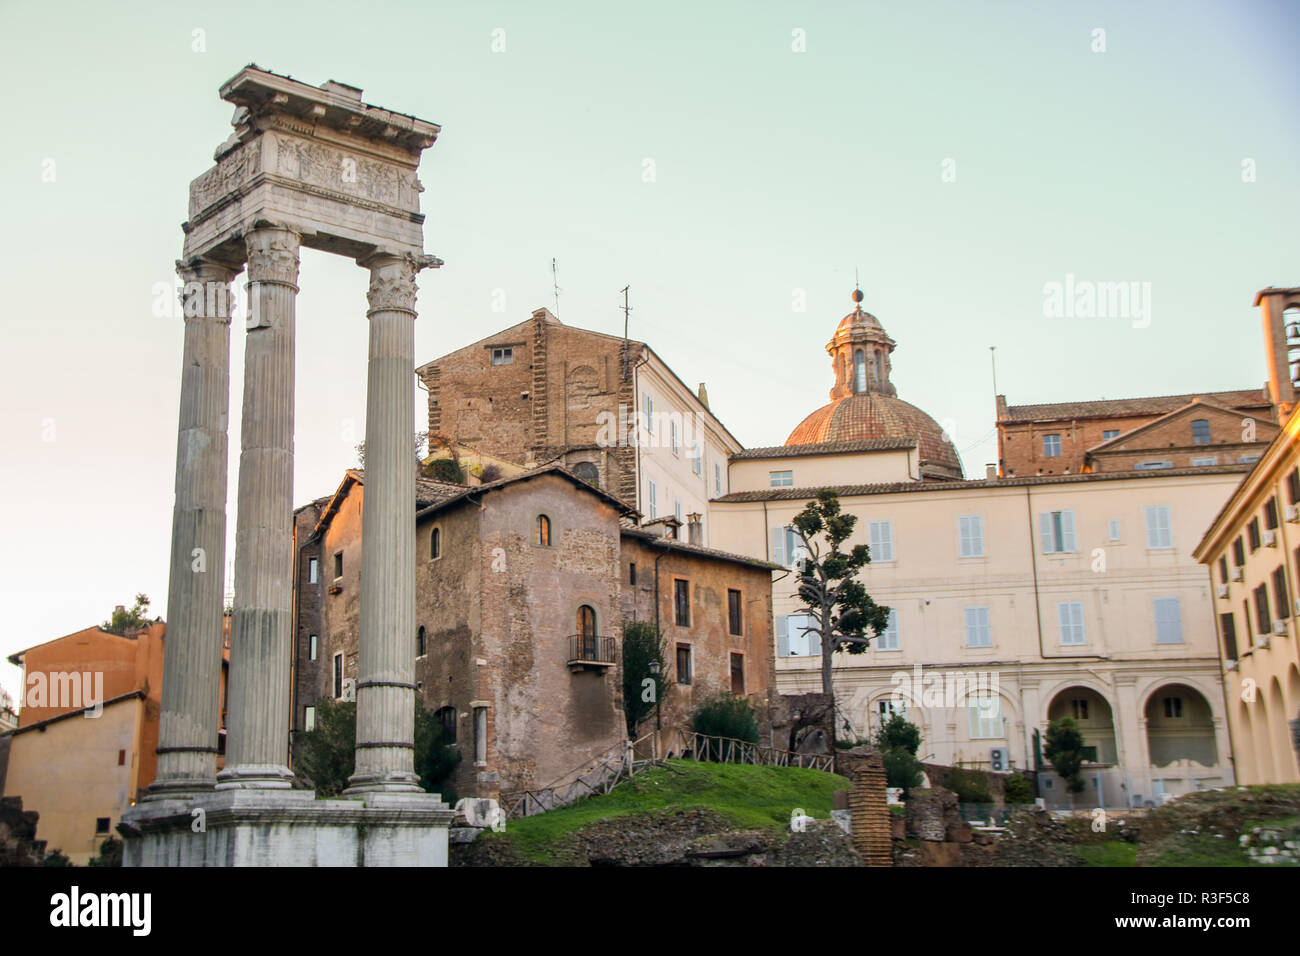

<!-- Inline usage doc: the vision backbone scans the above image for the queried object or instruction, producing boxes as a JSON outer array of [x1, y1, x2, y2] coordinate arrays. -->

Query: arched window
[[1191, 419, 1211, 445], [573, 462, 599, 485], [430, 526, 441, 560], [873, 350, 884, 386], [854, 350, 867, 393], [416, 625, 426, 657], [535, 514, 551, 547], [577, 605, 597, 659]]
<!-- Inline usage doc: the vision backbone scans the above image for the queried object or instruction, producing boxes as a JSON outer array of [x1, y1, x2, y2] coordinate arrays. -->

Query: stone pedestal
[[120, 790, 453, 867]]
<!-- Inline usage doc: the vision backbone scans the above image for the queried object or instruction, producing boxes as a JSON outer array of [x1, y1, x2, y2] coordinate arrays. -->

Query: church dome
[[784, 289, 964, 480]]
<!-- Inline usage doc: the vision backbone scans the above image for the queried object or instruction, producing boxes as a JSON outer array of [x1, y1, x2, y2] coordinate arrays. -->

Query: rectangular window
[[1254, 584, 1271, 635], [692, 445, 702, 476], [769, 470, 794, 487], [1071, 698, 1090, 721], [118, 749, 126, 766], [308, 557, 318, 584], [1145, 506, 1173, 549], [643, 394, 654, 433], [1265, 497, 1279, 530], [1040, 510, 1077, 553], [869, 520, 894, 562], [876, 610, 899, 650], [490, 347, 513, 365], [1135, 460, 1173, 471], [1239, 454, 1261, 464], [674, 579, 690, 627], [1220, 613, 1239, 660], [778, 614, 818, 656], [1058, 601, 1086, 645], [629, 562, 637, 586], [1043, 434, 1062, 457], [1243, 599, 1253, 642], [675, 644, 692, 684], [1102, 429, 1120, 441], [96, 817, 111, 835], [309, 634, 318, 661], [1191, 419, 1211, 444], [714, 462, 722, 496], [1272, 565, 1290, 620], [333, 653, 344, 699], [438, 706, 457, 745], [304, 706, 316, 731], [474, 707, 488, 764], [1108, 519, 1121, 541], [958, 515, 984, 558], [1248, 518, 1261, 551], [333, 551, 343, 579], [964, 606, 991, 647], [730, 653, 745, 695], [1191, 456, 1218, 467], [670, 418, 680, 457], [968, 693, 1002, 739], [1164, 697, 1183, 719], [771, 525, 805, 568], [1288, 468, 1300, 505], [648, 479, 656, 518], [727, 589, 742, 636], [1218, 556, 1229, 586], [1153, 597, 1183, 644], [673, 499, 682, 522], [1232, 537, 1246, 567]]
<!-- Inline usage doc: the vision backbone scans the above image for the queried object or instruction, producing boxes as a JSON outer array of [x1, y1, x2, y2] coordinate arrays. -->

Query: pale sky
[[1, 0, 1297, 699]]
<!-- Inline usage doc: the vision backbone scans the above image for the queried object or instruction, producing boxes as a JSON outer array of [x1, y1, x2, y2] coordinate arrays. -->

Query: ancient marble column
[[346, 254, 422, 793], [217, 226, 300, 790], [145, 259, 236, 799]]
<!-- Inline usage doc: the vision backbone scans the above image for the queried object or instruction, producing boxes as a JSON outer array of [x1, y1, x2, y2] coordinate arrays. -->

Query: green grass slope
[[476, 759, 846, 863]]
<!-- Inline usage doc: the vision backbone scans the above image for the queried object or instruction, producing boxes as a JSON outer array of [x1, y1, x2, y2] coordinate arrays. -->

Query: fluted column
[[145, 259, 236, 799], [217, 226, 299, 790], [346, 253, 422, 793]]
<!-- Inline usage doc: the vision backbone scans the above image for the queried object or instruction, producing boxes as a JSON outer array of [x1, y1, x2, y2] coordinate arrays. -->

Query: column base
[[215, 764, 296, 791], [138, 775, 218, 802], [343, 771, 423, 796], [120, 789, 453, 866]]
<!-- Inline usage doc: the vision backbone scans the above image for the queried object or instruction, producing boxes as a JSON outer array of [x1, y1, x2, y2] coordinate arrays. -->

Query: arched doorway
[[1144, 683, 1219, 797], [1047, 686, 1117, 763], [1269, 678, 1298, 783]]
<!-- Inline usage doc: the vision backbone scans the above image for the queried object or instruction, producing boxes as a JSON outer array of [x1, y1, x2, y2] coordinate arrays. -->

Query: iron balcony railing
[[567, 634, 616, 665]]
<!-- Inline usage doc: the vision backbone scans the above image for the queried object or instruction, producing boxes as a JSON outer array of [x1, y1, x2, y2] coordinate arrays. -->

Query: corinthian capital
[[245, 227, 301, 289], [176, 258, 238, 321], [364, 254, 419, 316]]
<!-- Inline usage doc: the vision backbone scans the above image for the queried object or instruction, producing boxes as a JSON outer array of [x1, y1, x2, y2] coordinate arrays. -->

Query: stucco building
[[1, 619, 229, 864], [708, 289, 1255, 807], [1193, 285, 1300, 785]]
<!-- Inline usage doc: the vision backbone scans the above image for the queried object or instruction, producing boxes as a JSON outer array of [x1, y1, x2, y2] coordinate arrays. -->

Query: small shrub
[[479, 464, 502, 483], [425, 458, 465, 483], [947, 766, 993, 804], [44, 849, 73, 867], [1003, 774, 1034, 804], [691, 694, 758, 760], [882, 746, 925, 792], [88, 837, 122, 867]]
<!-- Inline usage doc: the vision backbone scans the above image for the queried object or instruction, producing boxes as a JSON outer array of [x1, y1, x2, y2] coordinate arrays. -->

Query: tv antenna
[[551, 258, 562, 315], [620, 285, 632, 381]]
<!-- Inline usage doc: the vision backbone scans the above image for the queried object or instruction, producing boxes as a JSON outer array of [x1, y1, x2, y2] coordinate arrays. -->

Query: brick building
[[291, 466, 777, 801], [416, 307, 743, 544], [996, 388, 1275, 477]]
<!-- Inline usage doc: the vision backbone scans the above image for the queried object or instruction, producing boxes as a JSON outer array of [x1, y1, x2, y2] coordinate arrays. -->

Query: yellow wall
[[3, 697, 144, 865], [729, 448, 915, 492]]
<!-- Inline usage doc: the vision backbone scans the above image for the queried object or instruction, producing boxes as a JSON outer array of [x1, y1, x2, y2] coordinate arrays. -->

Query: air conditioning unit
[[1217, 584, 1229, 599], [1225, 659, 1239, 671], [1273, 620, 1288, 636], [989, 747, 1009, 772], [1231, 567, 1245, 582], [1264, 530, 1278, 548], [1287, 505, 1299, 523]]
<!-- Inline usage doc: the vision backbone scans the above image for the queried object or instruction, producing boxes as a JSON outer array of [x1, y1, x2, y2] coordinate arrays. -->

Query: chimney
[[697, 383, 710, 409], [985, 463, 997, 480], [687, 512, 703, 546]]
